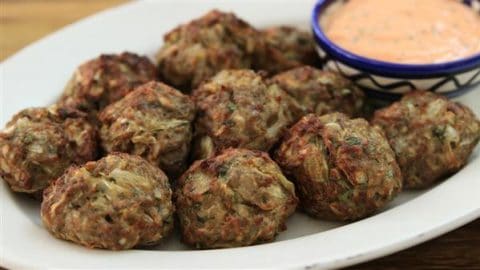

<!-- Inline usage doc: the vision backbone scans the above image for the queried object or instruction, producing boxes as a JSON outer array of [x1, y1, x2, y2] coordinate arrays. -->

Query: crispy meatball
[[0, 106, 97, 194], [58, 52, 157, 115], [192, 69, 302, 160], [372, 91, 480, 188], [269, 66, 365, 117], [98, 81, 195, 177], [275, 113, 402, 221], [175, 148, 297, 248], [257, 26, 320, 74], [41, 153, 174, 250], [156, 10, 265, 91]]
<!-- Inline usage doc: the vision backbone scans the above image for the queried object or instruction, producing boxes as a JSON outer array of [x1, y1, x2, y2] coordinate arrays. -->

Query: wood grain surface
[[0, 0, 127, 60], [1, 1, 479, 269]]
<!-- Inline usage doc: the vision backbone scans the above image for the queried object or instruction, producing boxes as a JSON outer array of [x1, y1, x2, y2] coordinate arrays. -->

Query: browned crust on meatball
[[269, 66, 365, 118], [275, 113, 402, 221], [98, 81, 195, 177], [372, 91, 480, 188], [0, 106, 97, 194], [191, 69, 302, 160], [41, 153, 174, 250], [58, 52, 157, 115], [257, 26, 320, 74], [175, 148, 298, 248], [156, 10, 265, 91]]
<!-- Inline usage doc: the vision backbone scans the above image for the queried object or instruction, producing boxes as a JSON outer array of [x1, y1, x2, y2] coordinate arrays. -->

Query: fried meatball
[[257, 26, 320, 74], [175, 148, 297, 248], [270, 66, 365, 117], [156, 10, 265, 91], [0, 106, 97, 194], [41, 153, 174, 250], [58, 52, 157, 115], [99, 81, 195, 177], [372, 91, 480, 188], [192, 69, 302, 160], [275, 113, 402, 221]]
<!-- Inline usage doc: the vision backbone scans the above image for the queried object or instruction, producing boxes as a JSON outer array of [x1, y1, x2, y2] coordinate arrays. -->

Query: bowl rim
[[311, 0, 480, 79]]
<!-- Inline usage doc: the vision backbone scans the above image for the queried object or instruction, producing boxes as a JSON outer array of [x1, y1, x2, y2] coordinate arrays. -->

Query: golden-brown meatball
[[269, 66, 365, 118], [156, 10, 266, 92], [0, 106, 97, 194], [257, 26, 320, 73], [372, 91, 480, 188], [41, 153, 174, 250], [275, 113, 402, 221], [175, 148, 297, 249], [192, 69, 302, 160], [98, 81, 195, 177], [58, 52, 157, 115]]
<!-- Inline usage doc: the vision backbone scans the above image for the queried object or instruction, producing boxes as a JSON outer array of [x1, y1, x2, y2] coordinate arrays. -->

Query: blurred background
[[0, 0, 127, 60]]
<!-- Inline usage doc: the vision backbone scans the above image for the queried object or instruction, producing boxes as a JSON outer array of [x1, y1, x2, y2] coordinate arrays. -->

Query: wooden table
[[1, 1, 479, 269]]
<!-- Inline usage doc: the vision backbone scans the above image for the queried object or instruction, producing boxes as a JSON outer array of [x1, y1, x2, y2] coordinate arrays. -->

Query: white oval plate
[[1, 0, 479, 269]]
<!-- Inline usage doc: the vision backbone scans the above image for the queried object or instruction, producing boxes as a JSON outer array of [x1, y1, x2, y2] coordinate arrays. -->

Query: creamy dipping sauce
[[322, 0, 480, 64]]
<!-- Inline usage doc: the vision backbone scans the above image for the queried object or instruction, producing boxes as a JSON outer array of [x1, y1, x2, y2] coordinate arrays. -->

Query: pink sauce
[[322, 0, 480, 64]]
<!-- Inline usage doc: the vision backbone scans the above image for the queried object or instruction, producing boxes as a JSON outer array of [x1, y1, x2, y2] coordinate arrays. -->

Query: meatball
[[156, 10, 265, 92], [41, 153, 174, 250], [192, 69, 302, 160], [257, 26, 320, 74], [275, 113, 402, 221], [269, 66, 365, 117], [58, 52, 157, 115], [0, 106, 97, 194], [175, 148, 298, 248], [372, 91, 480, 188], [98, 81, 195, 177]]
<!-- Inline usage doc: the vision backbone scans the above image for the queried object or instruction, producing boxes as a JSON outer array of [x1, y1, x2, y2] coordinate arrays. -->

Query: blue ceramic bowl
[[311, 0, 480, 100]]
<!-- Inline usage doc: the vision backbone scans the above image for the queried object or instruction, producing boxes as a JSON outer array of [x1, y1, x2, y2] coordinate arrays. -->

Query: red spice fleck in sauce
[[322, 0, 480, 64]]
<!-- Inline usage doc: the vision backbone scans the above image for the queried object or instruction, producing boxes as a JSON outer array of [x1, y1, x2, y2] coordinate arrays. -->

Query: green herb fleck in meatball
[[372, 91, 480, 188], [269, 66, 365, 118], [41, 153, 174, 250], [58, 52, 157, 116], [156, 10, 266, 92], [192, 69, 302, 160], [175, 148, 298, 249], [0, 106, 97, 194], [257, 26, 320, 74], [275, 113, 402, 221], [99, 81, 195, 177]]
